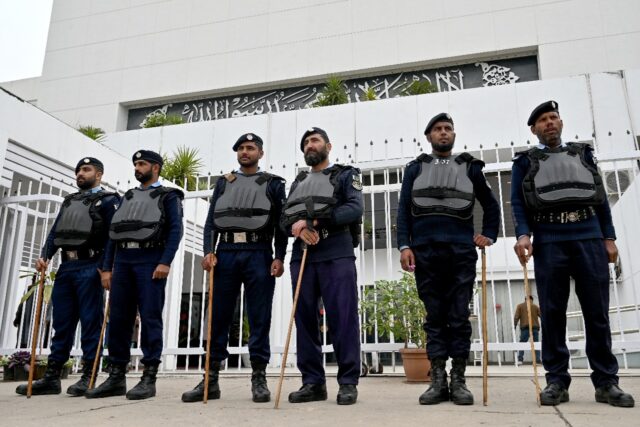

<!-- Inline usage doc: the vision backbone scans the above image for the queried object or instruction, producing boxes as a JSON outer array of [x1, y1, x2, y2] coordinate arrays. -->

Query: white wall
[[0, 87, 131, 188], [100, 70, 640, 184], [0, 78, 41, 105], [37, 0, 640, 131]]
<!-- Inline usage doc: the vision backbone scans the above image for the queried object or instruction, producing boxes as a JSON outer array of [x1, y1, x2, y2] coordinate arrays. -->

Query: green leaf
[[313, 76, 349, 107], [401, 80, 437, 96], [77, 125, 105, 140], [19, 286, 36, 304], [43, 285, 54, 305], [160, 145, 204, 191]]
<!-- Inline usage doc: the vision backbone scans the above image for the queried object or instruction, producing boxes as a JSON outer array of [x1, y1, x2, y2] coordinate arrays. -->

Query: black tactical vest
[[53, 191, 115, 248], [213, 172, 277, 231], [284, 164, 362, 247], [109, 186, 184, 242], [520, 143, 605, 211], [283, 166, 342, 222], [411, 153, 478, 219]]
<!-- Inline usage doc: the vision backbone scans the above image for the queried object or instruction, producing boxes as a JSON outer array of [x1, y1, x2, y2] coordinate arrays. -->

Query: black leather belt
[[61, 248, 102, 262], [317, 226, 349, 240], [534, 207, 596, 224], [219, 231, 272, 244], [117, 241, 164, 249]]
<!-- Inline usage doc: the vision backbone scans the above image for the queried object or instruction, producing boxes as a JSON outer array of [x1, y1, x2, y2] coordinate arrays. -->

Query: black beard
[[304, 149, 328, 167], [135, 170, 153, 183], [239, 157, 259, 168], [77, 177, 96, 190], [432, 142, 454, 153], [537, 134, 562, 149]]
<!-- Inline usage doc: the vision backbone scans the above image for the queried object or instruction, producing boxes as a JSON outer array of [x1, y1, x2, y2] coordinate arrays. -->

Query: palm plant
[[401, 80, 437, 96], [161, 146, 204, 190], [314, 76, 349, 107], [77, 125, 105, 140], [360, 87, 377, 101], [142, 113, 184, 128]]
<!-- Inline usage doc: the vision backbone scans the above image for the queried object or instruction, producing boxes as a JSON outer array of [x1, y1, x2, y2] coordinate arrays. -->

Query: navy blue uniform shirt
[[396, 155, 500, 249], [42, 187, 121, 271], [283, 165, 364, 263], [102, 183, 184, 270], [510, 145, 616, 243], [203, 171, 288, 260]]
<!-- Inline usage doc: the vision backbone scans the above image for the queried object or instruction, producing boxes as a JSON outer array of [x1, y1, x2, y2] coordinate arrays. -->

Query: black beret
[[132, 149, 163, 166], [527, 100, 559, 126], [75, 157, 104, 173], [424, 112, 454, 135], [233, 133, 264, 151], [300, 127, 330, 151]]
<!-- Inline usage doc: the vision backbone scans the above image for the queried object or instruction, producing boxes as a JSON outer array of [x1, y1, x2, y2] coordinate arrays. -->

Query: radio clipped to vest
[[109, 187, 184, 243], [53, 191, 116, 248], [213, 172, 277, 232], [411, 153, 478, 219], [520, 143, 605, 211]]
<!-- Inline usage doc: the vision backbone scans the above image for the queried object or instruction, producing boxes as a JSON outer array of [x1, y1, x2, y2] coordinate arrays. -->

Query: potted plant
[[5, 351, 31, 381], [62, 359, 74, 379], [360, 272, 430, 382], [33, 356, 74, 379], [2, 351, 51, 382], [0, 355, 8, 380]]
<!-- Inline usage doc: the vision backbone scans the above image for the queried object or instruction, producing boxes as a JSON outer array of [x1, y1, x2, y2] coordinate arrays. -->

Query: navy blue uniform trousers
[[210, 250, 275, 364], [108, 262, 167, 366], [414, 242, 477, 359], [290, 257, 360, 385], [49, 261, 103, 364], [534, 238, 619, 388]]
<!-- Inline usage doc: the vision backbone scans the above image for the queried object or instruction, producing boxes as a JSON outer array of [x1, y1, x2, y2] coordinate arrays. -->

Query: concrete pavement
[[1, 371, 638, 426]]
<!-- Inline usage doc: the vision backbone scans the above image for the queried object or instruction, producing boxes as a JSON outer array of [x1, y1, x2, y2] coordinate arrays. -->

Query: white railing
[[1, 149, 640, 374]]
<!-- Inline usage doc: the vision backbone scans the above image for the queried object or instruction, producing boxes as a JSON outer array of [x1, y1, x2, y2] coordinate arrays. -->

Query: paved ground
[[1, 370, 638, 427]]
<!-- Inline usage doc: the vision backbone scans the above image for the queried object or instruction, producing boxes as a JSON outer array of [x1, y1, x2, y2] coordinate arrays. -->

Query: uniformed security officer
[[511, 101, 634, 407], [16, 157, 120, 396], [181, 133, 287, 403], [86, 150, 184, 400], [281, 127, 363, 405], [397, 113, 500, 406]]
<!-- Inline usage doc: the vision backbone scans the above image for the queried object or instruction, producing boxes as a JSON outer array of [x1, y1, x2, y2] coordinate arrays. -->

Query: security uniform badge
[[352, 174, 363, 191]]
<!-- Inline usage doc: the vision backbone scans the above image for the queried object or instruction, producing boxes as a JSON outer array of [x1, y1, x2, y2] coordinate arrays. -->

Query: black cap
[[233, 133, 264, 151], [300, 127, 329, 151], [132, 150, 163, 166], [424, 112, 454, 135], [75, 157, 104, 174], [527, 100, 559, 126]]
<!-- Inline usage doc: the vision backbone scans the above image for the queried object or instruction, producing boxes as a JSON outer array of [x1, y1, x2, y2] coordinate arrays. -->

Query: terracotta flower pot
[[399, 347, 431, 382]]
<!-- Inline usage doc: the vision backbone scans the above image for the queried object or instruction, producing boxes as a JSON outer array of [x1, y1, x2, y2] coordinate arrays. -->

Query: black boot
[[419, 358, 448, 405], [15, 360, 62, 396], [540, 382, 569, 406], [126, 365, 158, 400], [251, 362, 270, 403], [181, 362, 221, 403], [337, 384, 358, 405], [449, 358, 474, 405], [67, 360, 96, 397], [288, 383, 328, 403], [85, 364, 127, 399], [595, 384, 635, 408]]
